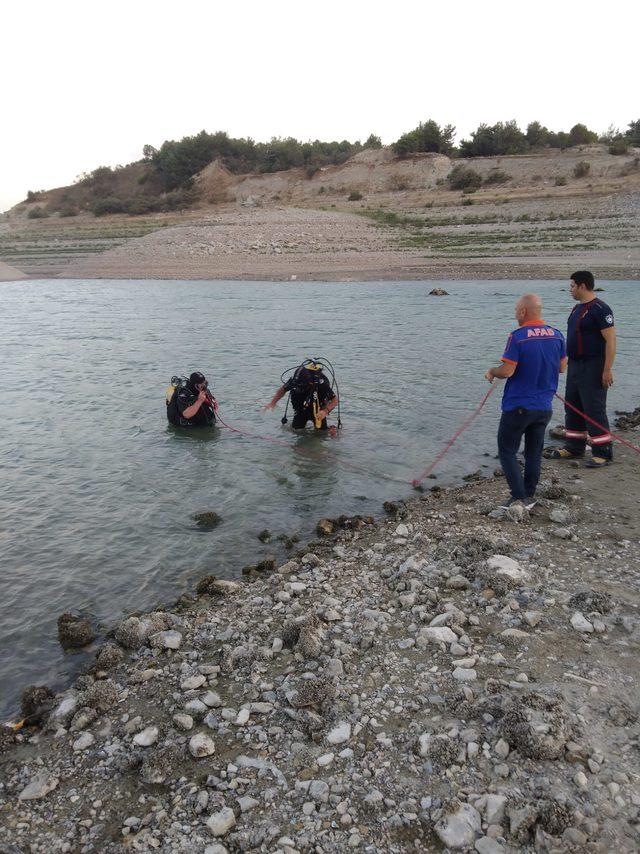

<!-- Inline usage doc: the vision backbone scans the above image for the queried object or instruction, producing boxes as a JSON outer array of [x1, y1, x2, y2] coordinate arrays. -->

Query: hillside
[[2, 145, 639, 281]]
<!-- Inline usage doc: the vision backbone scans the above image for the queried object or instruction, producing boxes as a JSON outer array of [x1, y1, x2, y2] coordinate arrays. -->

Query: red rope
[[410, 384, 497, 488], [554, 392, 640, 454]]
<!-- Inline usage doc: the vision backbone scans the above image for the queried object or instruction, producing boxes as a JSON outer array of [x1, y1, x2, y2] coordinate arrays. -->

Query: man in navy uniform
[[485, 293, 567, 509], [545, 271, 616, 467]]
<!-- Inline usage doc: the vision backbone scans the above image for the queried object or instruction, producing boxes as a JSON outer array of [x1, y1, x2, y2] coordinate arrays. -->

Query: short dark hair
[[571, 270, 595, 290]]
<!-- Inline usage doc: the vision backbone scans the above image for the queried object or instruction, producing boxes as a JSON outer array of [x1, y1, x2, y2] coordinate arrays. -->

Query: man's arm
[[560, 357, 568, 374], [317, 395, 338, 419], [600, 327, 616, 387], [485, 362, 516, 383], [182, 390, 208, 420], [263, 385, 286, 412]]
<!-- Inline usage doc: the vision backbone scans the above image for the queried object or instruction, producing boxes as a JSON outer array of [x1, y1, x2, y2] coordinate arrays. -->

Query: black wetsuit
[[285, 372, 335, 429], [167, 385, 216, 427]]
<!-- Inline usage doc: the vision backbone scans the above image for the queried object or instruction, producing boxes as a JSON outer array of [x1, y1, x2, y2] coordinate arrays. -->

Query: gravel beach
[[1, 442, 639, 853]]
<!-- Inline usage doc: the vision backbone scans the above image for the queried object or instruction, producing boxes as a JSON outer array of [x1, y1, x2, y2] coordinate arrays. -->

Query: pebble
[[18, 771, 59, 801], [327, 722, 351, 744], [133, 726, 159, 747], [189, 733, 216, 758], [571, 612, 594, 633], [180, 674, 206, 690], [206, 807, 236, 836], [172, 713, 194, 731], [150, 630, 183, 650], [73, 732, 95, 751], [435, 802, 481, 849], [452, 667, 477, 682]]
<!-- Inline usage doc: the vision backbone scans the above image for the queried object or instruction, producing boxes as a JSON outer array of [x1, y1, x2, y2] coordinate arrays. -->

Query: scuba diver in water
[[166, 371, 218, 428], [263, 358, 341, 431]]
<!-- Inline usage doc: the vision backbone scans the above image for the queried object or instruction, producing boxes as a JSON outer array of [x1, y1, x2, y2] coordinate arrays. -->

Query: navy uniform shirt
[[566, 298, 614, 360], [501, 320, 566, 412]]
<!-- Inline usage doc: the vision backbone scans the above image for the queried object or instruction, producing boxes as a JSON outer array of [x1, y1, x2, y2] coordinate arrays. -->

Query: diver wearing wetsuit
[[263, 363, 338, 430], [167, 372, 217, 427]]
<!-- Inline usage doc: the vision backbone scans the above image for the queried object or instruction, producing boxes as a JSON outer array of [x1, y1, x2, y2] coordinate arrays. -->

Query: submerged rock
[[193, 511, 222, 529], [95, 642, 124, 670], [316, 518, 336, 536], [57, 613, 96, 649], [429, 287, 450, 296]]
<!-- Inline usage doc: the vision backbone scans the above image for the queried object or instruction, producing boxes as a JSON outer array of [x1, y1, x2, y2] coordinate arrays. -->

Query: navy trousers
[[498, 408, 552, 500], [563, 358, 613, 460]]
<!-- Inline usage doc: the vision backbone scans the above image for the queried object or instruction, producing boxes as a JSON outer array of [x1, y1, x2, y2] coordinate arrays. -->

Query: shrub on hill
[[448, 165, 482, 191], [483, 169, 510, 186], [573, 161, 591, 178], [609, 138, 630, 155], [27, 206, 48, 219], [348, 190, 363, 201], [627, 119, 640, 146]]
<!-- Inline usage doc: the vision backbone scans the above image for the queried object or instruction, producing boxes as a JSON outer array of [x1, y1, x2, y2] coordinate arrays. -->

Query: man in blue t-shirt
[[485, 293, 567, 509], [545, 270, 616, 467]]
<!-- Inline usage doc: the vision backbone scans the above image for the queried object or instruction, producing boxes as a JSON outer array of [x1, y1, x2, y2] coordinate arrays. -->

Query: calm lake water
[[1, 278, 638, 716]]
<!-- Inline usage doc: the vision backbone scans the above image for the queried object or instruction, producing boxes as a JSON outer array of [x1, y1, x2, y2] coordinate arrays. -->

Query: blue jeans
[[498, 408, 552, 500]]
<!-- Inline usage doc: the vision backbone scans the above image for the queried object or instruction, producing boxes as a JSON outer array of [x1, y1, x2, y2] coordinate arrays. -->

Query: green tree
[[626, 119, 640, 146], [526, 121, 551, 148], [567, 124, 598, 146], [364, 133, 382, 149], [392, 120, 456, 156], [459, 121, 527, 157]]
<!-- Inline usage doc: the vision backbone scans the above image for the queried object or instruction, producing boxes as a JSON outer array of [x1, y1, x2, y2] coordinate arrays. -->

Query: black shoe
[[523, 497, 538, 510]]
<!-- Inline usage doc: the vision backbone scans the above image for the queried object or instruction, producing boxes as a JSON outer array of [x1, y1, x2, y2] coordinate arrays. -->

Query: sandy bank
[[1, 441, 639, 853]]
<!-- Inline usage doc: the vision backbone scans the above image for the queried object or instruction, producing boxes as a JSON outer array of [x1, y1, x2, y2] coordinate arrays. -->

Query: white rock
[[133, 726, 159, 747], [317, 753, 334, 767], [494, 738, 510, 759], [189, 732, 216, 758], [571, 612, 594, 633], [202, 691, 222, 708], [574, 770, 589, 789], [395, 524, 409, 537], [420, 626, 458, 644], [487, 554, 528, 582], [235, 708, 251, 726], [181, 674, 206, 690], [18, 771, 59, 800], [523, 611, 542, 627], [327, 722, 351, 744], [238, 796, 259, 812], [206, 806, 236, 836], [484, 794, 507, 825], [73, 732, 95, 751], [150, 630, 182, 650], [205, 845, 229, 854], [500, 628, 529, 640], [173, 714, 194, 731], [418, 733, 431, 757], [452, 667, 477, 682], [435, 802, 481, 849], [475, 837, 505, 854]]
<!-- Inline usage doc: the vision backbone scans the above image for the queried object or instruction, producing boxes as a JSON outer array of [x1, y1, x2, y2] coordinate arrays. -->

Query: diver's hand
[[602, 369, 614, 388], [262, 402, 276, 412], [317, 409, 328, 421], [484, 370, 495, 383], [197, 390, 208, 402]]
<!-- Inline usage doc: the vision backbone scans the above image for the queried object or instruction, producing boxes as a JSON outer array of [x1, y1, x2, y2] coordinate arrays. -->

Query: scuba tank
[[280, 357, 342, 429], [166, 376, 185, 425]]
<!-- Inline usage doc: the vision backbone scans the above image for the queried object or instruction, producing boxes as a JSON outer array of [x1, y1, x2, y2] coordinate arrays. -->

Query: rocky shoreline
[[1, 450, 639, 853]]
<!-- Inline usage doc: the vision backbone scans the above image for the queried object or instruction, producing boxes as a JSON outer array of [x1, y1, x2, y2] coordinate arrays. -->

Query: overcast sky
[[1, 0, 637, 212]]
